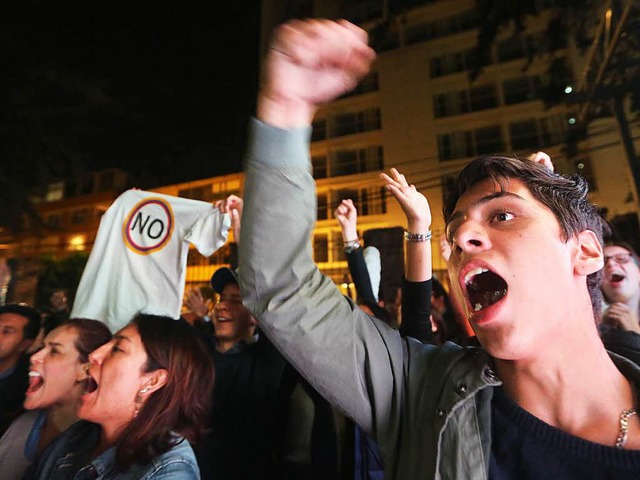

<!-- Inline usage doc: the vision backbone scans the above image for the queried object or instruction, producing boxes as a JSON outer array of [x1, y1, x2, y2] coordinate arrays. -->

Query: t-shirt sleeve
[[185, 209, 231, 257]]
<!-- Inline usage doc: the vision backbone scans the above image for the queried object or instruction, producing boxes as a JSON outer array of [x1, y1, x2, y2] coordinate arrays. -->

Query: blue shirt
[[26, 421, 199, 480], [489, 386, 640, 479]]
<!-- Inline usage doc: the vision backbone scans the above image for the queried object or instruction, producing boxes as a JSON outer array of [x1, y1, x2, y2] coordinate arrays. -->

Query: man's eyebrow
[[47, 341, 64, 349], [446, 191, 526, 227]]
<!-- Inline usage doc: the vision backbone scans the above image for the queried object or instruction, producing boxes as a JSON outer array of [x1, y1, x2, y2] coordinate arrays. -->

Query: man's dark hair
[[431, 277, 447, 299], [0, 303, 41, 340], [443, 156, 606, 320]]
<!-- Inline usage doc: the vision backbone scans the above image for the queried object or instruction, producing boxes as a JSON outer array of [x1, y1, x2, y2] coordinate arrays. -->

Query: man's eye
[[494, 212, 514, 222]]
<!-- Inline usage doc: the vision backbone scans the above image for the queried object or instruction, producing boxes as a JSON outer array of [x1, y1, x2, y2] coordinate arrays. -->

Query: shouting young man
[[239, 19, 640, 479]]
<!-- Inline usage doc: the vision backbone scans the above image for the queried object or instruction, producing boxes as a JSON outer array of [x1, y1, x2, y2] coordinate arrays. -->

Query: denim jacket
[[238, 119, 640, 480], [26, 421, 199, 480]]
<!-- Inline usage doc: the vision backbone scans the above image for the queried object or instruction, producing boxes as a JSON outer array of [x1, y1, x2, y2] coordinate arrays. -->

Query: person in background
[[0, 319, 111, 478], [41, 289, 71, 338], [601, 242, 640, 332], [335, 198, 389, 322], [27, 314, 213, 479], [600, 242, 640, 364], [183, 286, 215, 337], [195, 194, 338, 480], [0, 303, 40, 437]]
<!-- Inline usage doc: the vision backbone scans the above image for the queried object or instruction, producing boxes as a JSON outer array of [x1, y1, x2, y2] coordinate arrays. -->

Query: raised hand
[[381, 168, 432, 283], [335, 199, 358, 242], [604, 302, 640, 334], [185, 288, 210, 319], [215, 194, 243, 242], [380, 168, 431, 232], [258, 19, 376, 128], [527, 151, 554, 172]]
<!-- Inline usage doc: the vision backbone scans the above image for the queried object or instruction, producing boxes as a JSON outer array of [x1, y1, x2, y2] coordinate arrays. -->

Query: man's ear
[[574, 230, 604, 276]]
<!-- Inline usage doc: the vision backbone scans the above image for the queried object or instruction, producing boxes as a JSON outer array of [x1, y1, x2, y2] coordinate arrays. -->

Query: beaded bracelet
[[404, 230, 432, 242]]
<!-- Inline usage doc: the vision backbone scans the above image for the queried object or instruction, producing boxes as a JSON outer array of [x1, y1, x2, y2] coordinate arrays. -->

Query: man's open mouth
[[608, 272, 625, 284], [464, 267, 508, 312]]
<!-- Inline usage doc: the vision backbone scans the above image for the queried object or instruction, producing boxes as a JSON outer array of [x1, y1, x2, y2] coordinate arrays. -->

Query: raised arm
[[239, 20, 411, 440], [214, 194, 243, 243], [381, 168, 433, 342], [335, 199, 380, 308], [380, 168, 432, 283]]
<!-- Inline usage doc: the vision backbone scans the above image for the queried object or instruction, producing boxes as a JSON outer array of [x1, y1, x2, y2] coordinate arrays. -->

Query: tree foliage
[[0, 29, 123, 234], [35, 252, 89, 308], [471, 0, 640, 118]]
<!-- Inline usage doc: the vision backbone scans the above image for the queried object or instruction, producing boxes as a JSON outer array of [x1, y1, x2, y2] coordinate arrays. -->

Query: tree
[[470, 0, 640, 195], [0, 29, 122, 235], [35, 252, 89, 308]]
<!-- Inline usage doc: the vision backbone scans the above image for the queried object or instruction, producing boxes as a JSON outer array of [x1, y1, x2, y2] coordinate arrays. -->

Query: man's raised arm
[[238, 20, 408, 435]]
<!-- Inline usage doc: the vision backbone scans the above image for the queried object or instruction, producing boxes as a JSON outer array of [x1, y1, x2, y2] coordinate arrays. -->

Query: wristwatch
[[344, 240, 361, 254]]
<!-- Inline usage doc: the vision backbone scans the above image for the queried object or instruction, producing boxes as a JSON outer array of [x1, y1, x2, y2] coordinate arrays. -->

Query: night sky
[[1, 2, 260, 188]]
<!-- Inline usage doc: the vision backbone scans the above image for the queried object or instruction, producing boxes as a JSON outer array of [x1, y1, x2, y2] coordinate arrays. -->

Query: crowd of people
[[1, 17, 640, 480]]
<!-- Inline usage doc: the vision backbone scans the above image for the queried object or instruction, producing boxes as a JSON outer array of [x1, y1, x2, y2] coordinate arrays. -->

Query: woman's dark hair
[[115, 314, 214, 471], [444, 155, 606, 321], [60, 318, 112, 363]]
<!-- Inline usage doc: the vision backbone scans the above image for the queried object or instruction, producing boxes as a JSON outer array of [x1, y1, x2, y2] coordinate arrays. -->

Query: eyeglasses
[[604, 253, 633, 265]]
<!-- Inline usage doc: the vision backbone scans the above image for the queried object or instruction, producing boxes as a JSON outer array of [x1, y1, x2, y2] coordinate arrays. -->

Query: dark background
[[1, 1, 261, 187]]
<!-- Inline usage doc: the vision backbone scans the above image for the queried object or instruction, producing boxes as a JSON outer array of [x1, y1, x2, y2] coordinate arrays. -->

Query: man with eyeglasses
[[600, 243, 640, 364]]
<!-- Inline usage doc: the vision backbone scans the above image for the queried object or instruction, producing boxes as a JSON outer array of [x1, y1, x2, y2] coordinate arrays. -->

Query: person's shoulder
[[144, 439, 199, 479], [3, 409, 40, 436], [403, 339, 489, 374], [0, 410, 37, 452], [0, 354, 30, 383], [56, 420, 99, 447]]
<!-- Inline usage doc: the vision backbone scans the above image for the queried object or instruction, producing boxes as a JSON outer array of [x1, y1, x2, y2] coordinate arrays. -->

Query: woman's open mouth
[[84, 375, 98, 395], [26, 371, 44, 395]]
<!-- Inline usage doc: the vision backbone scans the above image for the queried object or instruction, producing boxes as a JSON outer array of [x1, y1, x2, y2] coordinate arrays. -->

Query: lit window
[[68, 235, 86, 251]]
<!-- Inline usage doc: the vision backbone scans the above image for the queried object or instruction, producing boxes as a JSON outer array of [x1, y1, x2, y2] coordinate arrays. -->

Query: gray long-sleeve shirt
[[238, 118, 640, 479]]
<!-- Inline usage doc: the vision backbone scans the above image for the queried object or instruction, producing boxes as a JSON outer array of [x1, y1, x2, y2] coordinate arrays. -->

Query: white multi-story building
[[261, 0, 640, 287]]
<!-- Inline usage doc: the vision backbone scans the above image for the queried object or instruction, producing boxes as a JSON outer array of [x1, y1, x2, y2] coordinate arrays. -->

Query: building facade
[[261, 0, 640, 286], [3, 0, 638, 305]]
